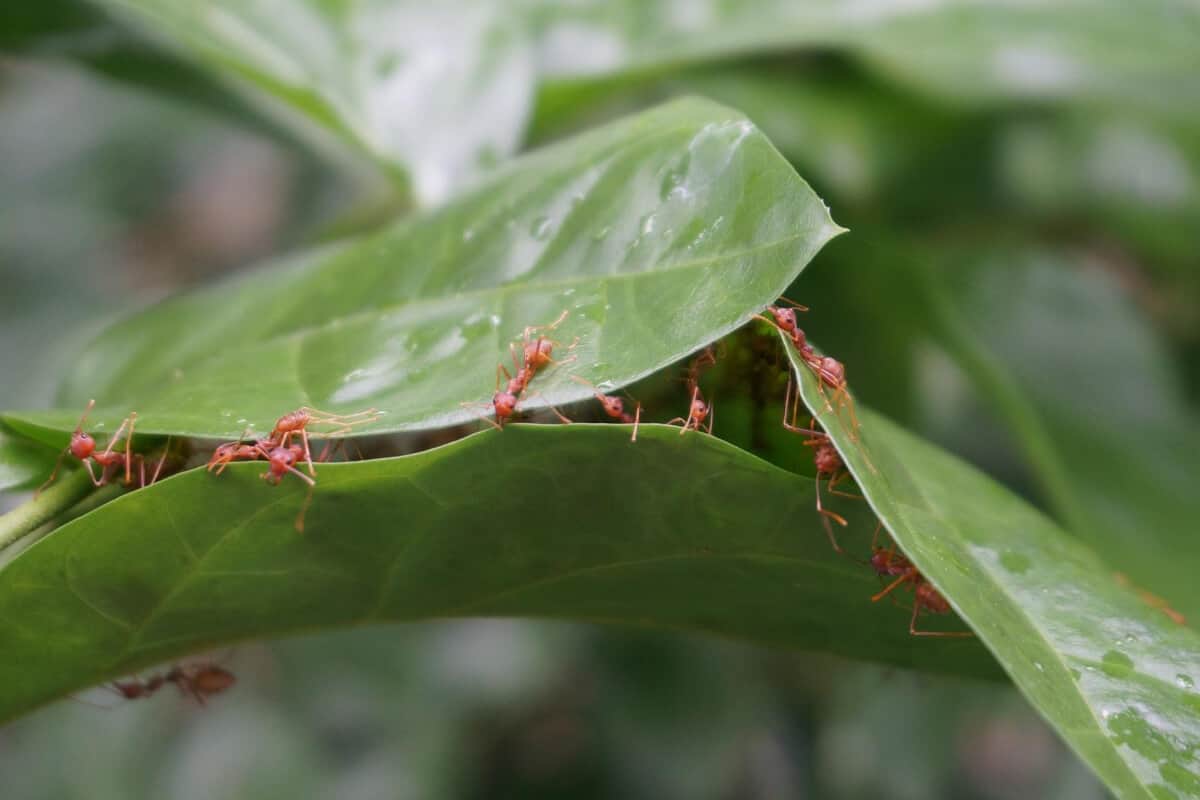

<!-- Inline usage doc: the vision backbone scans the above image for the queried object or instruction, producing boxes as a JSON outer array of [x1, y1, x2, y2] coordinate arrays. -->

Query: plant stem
[[0, 470, 95, 551]]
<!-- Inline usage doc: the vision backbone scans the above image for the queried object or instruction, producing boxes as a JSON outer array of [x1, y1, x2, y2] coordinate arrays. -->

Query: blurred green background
[[3, 2, 1199, 796]]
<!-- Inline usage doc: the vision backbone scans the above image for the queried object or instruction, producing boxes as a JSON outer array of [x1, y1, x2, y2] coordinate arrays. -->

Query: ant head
[[268, 446, 295, 474], [770, 306, 797, 331], [601, 396, 624, 417], [868, 550, 892, 576], [69, 432, 96, 460], [492, 391, 518, 417], [691, 397, 709, 417], [814, 445, 841, 474]]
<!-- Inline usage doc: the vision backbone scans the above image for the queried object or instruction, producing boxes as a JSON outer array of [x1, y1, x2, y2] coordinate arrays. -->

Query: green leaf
[[93, 0, 538, 203], [3, 98, 842, 442], [0, 425, 1002, 723], [787, 344, 1200, 800], [0, 434, 57, 493], [923, 246, 1200, 625], [78, 2, 1199, 203]]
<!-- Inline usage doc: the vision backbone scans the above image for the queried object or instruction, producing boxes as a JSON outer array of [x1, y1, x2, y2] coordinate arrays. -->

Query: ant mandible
[[40, 399, 137, 493]]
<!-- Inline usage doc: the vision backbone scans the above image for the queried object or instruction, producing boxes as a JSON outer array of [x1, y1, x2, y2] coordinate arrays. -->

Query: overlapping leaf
[[61, 1, 1200, 203], [786, 342, 1200, 800], [0, 425, 1000, 723], [3, 98, 841, 443]]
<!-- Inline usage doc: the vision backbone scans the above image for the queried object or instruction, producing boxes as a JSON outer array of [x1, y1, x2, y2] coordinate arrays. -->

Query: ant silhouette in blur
[[111, 663, 236, 706]]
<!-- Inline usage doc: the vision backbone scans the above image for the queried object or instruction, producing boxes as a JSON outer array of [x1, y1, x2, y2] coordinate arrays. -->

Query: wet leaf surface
[[0, 425, 1000, 723], [787, 342, 1200, 800], [3, 98, 840, 443]]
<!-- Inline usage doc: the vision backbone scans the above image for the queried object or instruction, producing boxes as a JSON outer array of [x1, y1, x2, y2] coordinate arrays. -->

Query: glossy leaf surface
[[787, 344, 1200, 800], [0, 425, 1000, 722], [79, 1, 1199, 203], [3, 98, 840, 443]]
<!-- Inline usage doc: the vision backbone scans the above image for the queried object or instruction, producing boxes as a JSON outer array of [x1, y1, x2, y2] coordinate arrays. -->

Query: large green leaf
[[787, 344, 1200, 800], [0, 425, 1001, 723], [69, 1, 1199, 204], [3, 98, 841, 442], [924, 247, 1200, 625]]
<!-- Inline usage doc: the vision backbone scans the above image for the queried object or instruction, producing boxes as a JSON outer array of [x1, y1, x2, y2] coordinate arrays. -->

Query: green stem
[[0, 469, 95, 551]]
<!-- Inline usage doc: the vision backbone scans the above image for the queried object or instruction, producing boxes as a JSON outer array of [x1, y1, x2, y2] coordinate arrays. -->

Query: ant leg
[[816, 473, 848, 527], [820, 514, 845, 554], [84, 459, 104, 487], [149, 438, 172, 486], [871, 520, 886, 550], [779, 296, 809, 311], [705, 401, 714, 434], [123, 413, 136, 485], [909, 602, 974, 638], [299, 429, 316, 477], [872, 572, 912, 604], [295, 485, 315, 533], [522, 309, 569, 340], [522, 391, 572, 424], [460, 402, 505, 431], [36, 449, 70, 496], [827, 470, 864, 502], [678, 386, 700, 436], [630, 403, 641, 443]]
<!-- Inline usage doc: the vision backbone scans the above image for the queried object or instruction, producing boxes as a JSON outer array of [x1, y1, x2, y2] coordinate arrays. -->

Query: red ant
[[869, 527, 973, 638], [518, 309, 576, 372], [269, 406, 379, 476], [668, 348, 716, 435], [781, 378, 862, 552], [111, 663, 236, 705], [40, 399, 135, 492], [755, 299, 860, 438], [465, 310, 575, 430], [571, 376, 642, 441], [40, 400, 173, 493]]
